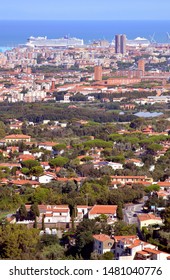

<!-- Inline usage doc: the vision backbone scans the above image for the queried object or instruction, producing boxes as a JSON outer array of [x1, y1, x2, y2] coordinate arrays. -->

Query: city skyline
[[0, 0, 170, 20]]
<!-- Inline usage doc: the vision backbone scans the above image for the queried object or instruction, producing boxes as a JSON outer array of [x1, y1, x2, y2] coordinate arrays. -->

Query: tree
[[129, 118, 146, 130], [147, 143, 163, 155], [53, 144, 66, 151], [102, 251, 114, 260], [76, 231, 94, 259], [144, 184, 160, 193], [31, 188, 51, 204], [22, 160, 40, 169], [42, 214, 45, 230], [11, 166, 18, 176], [21, 167, 30, 176], [163, 207, 170, 230], [31, 166, 44, 177], [116, 203, 123, 220], [40, 234, 59, 246], [29, 203, 40, 220], [0, 121, 6, 138], [40, 243, 65, 260], [49, 156, 69, 168], [33, 216, 38, 228], [0, 224, 39, 259], [18, 204, 27, 221], [113, 221, 137, 236]]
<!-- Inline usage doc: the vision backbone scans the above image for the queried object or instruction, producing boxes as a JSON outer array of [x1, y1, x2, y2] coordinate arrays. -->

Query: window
[[108, 242, 112, 247]]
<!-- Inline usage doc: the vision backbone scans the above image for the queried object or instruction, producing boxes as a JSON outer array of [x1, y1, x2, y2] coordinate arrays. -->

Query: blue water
[[0, 20, 170, 47]]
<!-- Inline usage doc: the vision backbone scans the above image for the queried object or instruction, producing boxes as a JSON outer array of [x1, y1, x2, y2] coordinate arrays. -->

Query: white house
[[38, 172, 56, 184], [126, 158, 144, 167], [108, 162, 123, 170], [135, 248, 170, 260], [76, 205, 91, 221], [40, 162, 51, 171], [44, 205, 70, 223], [25, 204, 70, 224], [38, 142, 58, 151], [113, 235, 159, 260]]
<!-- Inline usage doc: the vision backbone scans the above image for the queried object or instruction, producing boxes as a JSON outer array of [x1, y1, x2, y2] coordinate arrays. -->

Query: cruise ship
[[112, 37, 150, 47], [126, 37, 151, 46], [26, 36, 84, 47]]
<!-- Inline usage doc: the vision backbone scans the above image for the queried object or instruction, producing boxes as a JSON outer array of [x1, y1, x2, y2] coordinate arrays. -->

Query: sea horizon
[[0, 19, 170, 47]]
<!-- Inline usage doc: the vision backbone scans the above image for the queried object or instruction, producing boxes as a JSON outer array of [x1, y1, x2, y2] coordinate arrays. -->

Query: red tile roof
[[19, 154, 35, 160], [137, 214, 162, 222], [11, 180, 39, 185], [93, 234, 111, 242], [114, 235, 137, 242], [5, 134, 31, 139], [89, 205, 117, 215]]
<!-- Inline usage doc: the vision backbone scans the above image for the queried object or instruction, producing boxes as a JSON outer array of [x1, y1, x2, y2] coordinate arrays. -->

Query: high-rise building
[[120, 34, 126, 54], [115, 34, 126, 54], [94, 65, 102, 81], [115, 34, 121, 54], [138, 59, 145, 74]]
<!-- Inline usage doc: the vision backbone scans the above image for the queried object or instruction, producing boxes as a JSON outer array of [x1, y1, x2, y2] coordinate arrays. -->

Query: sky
[[0, 0, 170, 20]]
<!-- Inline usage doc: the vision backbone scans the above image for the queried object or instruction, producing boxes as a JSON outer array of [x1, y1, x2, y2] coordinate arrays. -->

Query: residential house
[[38, 142, 58, 151], [10, 179, 40, 188], [40, 162, 51, 170], [88, 205, 117, 223], [92, 234, 165, 260], [93, 161, 123, 170], [113, 235, 159, 260], [6, 146, 19, 154], [126, 158, 144, 167], [108, 162, 123, 170], [0, 162, 21, 170], [137, 213, 163, 229], [18, 154, 36, 162], [110, 176, 153, 185], [76, 205, 91, 221], [135, 248, 170, 260], [25, 204, 70, 226], [38, 172, 56, 184], [4, 134, 31, 143], [93, 234, 115, 255]]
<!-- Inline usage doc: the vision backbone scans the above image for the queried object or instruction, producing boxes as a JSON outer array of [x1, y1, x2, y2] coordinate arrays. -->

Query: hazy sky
[[0, 0, 170, 20]]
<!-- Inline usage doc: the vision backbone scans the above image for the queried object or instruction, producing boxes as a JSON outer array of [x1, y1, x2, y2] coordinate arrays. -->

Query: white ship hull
[[26, 36, 84, 47]]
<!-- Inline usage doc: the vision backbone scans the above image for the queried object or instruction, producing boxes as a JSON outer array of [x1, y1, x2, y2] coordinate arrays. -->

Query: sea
[[0, 20, 170, 50]]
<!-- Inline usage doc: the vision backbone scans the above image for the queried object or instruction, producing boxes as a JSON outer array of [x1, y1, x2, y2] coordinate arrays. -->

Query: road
[[123, 203, 144, 225]]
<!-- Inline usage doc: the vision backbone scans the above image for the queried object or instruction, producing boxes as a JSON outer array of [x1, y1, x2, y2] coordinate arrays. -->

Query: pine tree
[[116, 203, 123, 220], [30, 203, 40, 220], [42, 214, 45, 230], [18, 204, 27, 221], [34, 217, 38, 229]]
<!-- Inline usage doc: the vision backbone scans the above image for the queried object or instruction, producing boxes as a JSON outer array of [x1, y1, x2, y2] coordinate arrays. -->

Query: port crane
[[149, 33, 156, 44], [167, 32, 170, 42]]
